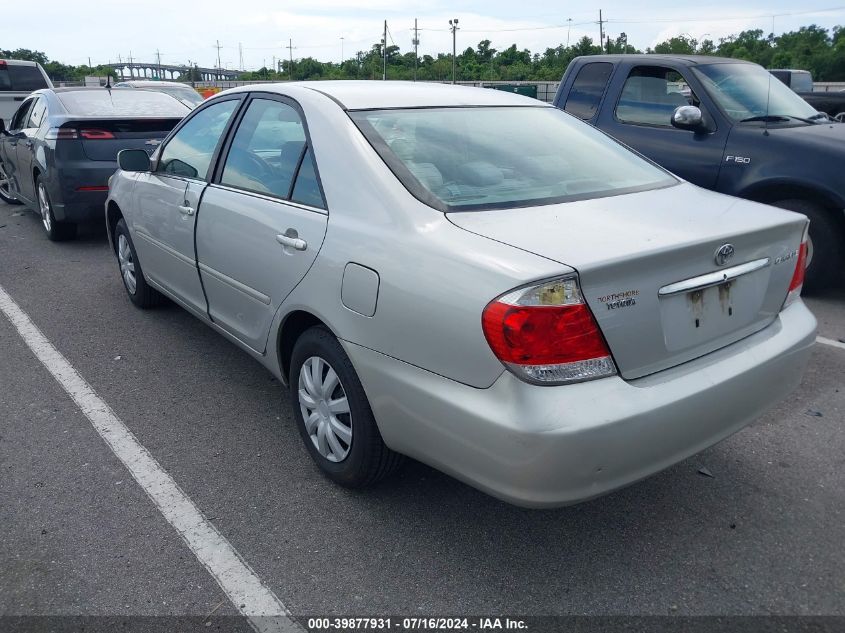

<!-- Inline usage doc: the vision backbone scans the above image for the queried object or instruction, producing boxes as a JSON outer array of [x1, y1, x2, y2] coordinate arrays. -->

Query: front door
[[0, 97, 34, 202], [599, 64, 729, 188], [196, 95, 329, 353], [130, 97, 240, 316], [15, 96, 47, 201]]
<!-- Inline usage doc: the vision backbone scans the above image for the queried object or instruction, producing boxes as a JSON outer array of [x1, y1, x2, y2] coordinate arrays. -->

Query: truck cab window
[[563, 62, 613, 120], [616, 66, 697, 127]]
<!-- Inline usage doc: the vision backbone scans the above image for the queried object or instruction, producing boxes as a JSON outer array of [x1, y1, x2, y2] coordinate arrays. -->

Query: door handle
[[177, 204, 194, 216], [275, 232, 307, 251]]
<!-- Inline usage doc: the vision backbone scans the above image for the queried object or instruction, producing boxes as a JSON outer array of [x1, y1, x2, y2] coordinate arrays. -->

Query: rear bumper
[[343, 301, 817, 508], [49, 163, 115, 223]]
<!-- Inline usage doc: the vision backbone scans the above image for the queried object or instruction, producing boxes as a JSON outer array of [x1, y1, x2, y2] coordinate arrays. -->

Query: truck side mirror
[[671, 105, 704, 132], [118, 149, 152, 172]]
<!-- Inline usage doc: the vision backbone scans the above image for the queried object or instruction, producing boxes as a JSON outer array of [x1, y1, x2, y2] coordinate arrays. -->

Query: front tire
[[772, 199, 842, 294], [114, 218, 165, 308], [36, 177, 76, 241], [0, 160, 22, 205], [289, 326, 403, 488]]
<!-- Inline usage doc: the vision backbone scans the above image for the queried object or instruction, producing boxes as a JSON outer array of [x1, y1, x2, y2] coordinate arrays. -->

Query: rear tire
[[289, 326, 404, 488], [114, 218, 165, 308], [36, 177, 76, 241], [0, 159, 21, 205], [772, 199, 842, 294]]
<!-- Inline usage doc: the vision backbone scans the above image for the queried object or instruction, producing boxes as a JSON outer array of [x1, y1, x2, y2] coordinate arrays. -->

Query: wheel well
[[278, 311, 327, 382], [106, 202, 124, 253], [744, 184, 845, 230]]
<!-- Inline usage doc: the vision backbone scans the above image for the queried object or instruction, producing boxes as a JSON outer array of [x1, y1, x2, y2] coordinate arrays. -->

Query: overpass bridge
[[104, 62, 238, 82]]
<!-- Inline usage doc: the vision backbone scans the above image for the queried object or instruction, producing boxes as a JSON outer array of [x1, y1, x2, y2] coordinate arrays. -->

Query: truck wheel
[[772, 199, 842, 294], [289, 326, 404, 488]]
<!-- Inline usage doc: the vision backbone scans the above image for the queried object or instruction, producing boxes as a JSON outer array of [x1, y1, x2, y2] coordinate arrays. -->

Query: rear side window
[[564, 62, 613, 120], [157, 99, 238, 180], [790, 72, 813, 93], [9, 99, 34, 130], [291, 148, 325, 209], [0, 64, 49, 92], [27, 97, 47, 128]]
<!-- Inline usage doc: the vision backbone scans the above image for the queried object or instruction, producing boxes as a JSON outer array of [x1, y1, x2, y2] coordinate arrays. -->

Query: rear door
[[15, 96, 47, 201], [0, 97, 35, 200], [131, 97, 241, 315], [195, 94, 328, 353], [598, 64, 729, 188]]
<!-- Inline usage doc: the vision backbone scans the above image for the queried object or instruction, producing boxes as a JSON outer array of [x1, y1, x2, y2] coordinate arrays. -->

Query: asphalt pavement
[[1, 198, 843, 625]]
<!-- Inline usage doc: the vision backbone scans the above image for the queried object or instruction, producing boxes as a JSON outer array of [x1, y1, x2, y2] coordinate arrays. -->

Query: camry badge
[[714, 243, 735, 267]]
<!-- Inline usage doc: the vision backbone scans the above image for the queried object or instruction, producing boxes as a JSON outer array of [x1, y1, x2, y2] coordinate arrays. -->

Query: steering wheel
[[228, 147, 276, 181]]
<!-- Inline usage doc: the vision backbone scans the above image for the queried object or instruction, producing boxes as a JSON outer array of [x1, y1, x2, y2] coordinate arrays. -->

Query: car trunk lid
[[62, 119, 181, 161], [448, 183, 808, 379]]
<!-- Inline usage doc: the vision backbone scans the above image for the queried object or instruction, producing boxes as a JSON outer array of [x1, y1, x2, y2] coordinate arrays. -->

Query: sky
[[5, 0, 845, 71]]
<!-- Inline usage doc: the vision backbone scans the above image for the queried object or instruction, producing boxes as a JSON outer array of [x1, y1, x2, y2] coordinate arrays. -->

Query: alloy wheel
[[0, 162, 11, 198], [118, 234, 137, 294], [298, 356, 353, 462], [37, 183, 52, 232]]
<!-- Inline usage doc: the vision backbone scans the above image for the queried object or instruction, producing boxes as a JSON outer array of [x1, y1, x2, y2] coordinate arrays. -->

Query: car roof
[[576, 54, 756, 66], [225, 80, 551, 111]]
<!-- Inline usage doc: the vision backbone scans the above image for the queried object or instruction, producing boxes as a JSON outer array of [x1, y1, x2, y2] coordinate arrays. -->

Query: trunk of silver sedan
[[448, 183, 808, 379]]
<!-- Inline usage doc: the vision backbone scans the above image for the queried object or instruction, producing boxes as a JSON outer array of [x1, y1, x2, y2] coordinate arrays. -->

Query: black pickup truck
[[553, 54, 845, 291], [770, 69, 845, 121]]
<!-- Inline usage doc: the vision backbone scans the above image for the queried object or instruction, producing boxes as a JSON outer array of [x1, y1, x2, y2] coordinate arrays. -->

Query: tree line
[[4, 24, 844, 85]]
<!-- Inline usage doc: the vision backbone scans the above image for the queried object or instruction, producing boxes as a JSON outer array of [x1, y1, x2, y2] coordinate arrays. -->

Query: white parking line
[[0, 284, 300, 633], [817, 336, 845, 351]]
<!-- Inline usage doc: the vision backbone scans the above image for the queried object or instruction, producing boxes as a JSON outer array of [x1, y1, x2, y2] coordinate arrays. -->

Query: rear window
[[351, 106, 676, 212], [56, 89, 190, 117], [790, 72, 813, 93], [564, 62, 613, 120], [0, 63, 50, 92]]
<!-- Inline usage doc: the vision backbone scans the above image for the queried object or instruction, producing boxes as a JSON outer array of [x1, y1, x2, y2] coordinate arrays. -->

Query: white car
[[113, 80, 203, 108], [105, 82, 816, 507]]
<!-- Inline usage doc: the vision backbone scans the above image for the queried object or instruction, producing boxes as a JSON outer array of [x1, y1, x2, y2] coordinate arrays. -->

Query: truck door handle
[[276, 232, 307, 251], [177, 204, 194, 216]]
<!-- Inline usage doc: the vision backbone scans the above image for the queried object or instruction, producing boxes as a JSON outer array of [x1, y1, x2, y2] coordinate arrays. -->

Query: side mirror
[[118, 149, 152, 172], [671, 105, 704, 131]]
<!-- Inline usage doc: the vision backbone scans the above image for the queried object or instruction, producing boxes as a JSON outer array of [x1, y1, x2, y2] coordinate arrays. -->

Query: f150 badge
[[725, 155, 751, 164]]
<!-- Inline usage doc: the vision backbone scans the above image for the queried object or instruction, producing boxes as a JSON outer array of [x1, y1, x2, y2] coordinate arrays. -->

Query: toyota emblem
[[714, 243, 735, 267]]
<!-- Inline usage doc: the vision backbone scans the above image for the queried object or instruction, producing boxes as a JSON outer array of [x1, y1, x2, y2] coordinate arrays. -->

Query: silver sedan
[[105, 82, 817, 507]]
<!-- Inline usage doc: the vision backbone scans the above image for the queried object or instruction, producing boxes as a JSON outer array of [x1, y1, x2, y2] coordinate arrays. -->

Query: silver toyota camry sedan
[[105, 81, 817, 507]]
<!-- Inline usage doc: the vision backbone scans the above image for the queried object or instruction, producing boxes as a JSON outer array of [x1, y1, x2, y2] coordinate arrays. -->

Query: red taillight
[[76, 186, 109, 192], [0, 60, 7, 69], [788, 241, 808, 293], [783, 238, 809, 308], [80, 129, 115, 140], [45, 127, 78, 140], [482, 276, 616, 384]]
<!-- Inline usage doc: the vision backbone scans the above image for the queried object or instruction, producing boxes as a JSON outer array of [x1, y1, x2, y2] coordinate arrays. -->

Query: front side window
[[9, 99, 34, 130], [564, 62, 613, 120], [27, 97, 47, 129], [693, 63, 820, 123], [157, 99, 238, 180], [351, 106, 676, 212], [616, 66, 696, 127]]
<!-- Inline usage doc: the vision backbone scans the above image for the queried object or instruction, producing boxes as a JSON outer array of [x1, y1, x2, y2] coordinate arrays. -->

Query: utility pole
[[156, 49, 162, 79], [449, 18, 459, 84], [272, 55, 276, 75], [598, 10, 605, 53], [215, 39, 223, 80], [128, 51, 134, 79], [239, 42, 244, 71], [566, 18, 573, 47], [340, 36, 344, 64], [412, 18, 419, 81], [287, 39, 295, 80], [382, 20, 387, 80]]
